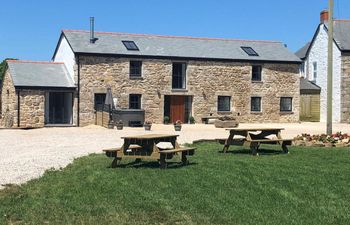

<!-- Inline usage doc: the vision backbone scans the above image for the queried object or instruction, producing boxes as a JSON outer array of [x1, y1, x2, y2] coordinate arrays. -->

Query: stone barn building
[[1, 29, 301, 128]]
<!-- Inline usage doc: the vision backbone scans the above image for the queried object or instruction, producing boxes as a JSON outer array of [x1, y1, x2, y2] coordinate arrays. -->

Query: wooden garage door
[[170, 96, 185, 123], [300, 94, 320, 122]]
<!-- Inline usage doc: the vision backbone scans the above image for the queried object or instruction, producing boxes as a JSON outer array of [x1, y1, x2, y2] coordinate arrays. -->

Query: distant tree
[[0, 58, 17, 81]]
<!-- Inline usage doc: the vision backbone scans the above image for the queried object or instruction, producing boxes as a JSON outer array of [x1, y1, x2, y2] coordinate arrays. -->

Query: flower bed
[[294, 132, 350, 147]]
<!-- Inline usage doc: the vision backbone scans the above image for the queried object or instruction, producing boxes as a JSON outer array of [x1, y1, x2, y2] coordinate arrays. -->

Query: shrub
[[163, 116, 170, 124], [189, 116, 195, 124]]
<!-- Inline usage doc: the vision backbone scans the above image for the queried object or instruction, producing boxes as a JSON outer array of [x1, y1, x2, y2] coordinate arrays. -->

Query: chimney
[[320, 10, 329, 24], [90, 17, 97, 43]]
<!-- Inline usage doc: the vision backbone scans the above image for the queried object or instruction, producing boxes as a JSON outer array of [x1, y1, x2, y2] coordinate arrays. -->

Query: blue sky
[[1, 0, 350, 62]]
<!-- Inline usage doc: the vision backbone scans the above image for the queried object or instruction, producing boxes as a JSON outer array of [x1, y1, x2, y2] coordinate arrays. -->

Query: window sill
[[280, 111, 294, 115], [250, 111, 263, 114], [217, 111, 232, 114], [252, 80, 263, 83], [130, 76, 143, 80], [172, 89, 188, 92]]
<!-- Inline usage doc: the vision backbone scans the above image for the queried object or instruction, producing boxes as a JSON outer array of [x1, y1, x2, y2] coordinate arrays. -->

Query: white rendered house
[[296, 10, 350, 123]]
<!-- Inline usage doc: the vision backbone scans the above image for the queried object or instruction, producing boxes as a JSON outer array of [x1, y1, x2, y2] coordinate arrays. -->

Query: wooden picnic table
[[220, 128, 292, 155], [103, 134, 195, 169]]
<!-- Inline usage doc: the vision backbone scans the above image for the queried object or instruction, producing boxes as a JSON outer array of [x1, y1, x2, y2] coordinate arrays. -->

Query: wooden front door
[[170, 96, 185, 123]]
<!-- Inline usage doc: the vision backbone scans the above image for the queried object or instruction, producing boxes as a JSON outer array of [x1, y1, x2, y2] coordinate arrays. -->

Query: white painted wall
[[305, 24, 341, 122], [53, 36, 76, 83]]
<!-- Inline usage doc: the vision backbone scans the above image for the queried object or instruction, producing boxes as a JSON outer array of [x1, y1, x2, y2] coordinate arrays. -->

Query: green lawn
[[1, 143, 350, 225]]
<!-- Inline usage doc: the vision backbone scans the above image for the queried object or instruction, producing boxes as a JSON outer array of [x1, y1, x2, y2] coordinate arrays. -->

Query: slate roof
[[61, 30, 301, 63], [297, 20, 350, 59], [6, 60, 76, 88], [333, 20, 350, 50], [300, 78, 321, 94], [295, 42, 311, 59]]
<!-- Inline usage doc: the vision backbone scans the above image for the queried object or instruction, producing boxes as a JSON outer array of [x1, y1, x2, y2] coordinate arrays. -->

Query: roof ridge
[[62, 29, 281, 44], [6, 60, 64, 65], [334, 19, 350, 22]]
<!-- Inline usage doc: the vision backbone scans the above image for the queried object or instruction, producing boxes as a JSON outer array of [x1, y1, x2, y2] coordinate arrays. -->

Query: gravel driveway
[[1, 123, 349, 189]]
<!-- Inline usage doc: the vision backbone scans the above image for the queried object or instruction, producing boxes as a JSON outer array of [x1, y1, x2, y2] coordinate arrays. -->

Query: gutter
[[75, 52, 302, 65]]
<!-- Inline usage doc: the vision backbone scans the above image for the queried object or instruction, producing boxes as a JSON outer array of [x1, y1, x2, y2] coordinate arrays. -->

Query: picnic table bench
[[103, 134, 195, 169], [219, 128, 292, 155]]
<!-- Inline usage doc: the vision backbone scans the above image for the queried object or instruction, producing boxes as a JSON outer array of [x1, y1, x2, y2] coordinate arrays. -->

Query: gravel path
[[1, 123, 349, 189]]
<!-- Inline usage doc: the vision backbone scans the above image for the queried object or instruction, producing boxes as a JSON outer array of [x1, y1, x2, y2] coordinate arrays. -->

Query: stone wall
[[0, 70, 18, 127], [79, 55, 300, 125], [18, 89, 45, 128], [341, 54, 350, 123], [0, 69, 45, 128]]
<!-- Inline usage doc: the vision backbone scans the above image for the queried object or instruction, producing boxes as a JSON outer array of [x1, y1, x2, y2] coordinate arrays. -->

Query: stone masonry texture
[[78, 56, 300, 126], [1, 70, 17, 127], [341, 53, 350, 123], [0, 70, 45, 128]]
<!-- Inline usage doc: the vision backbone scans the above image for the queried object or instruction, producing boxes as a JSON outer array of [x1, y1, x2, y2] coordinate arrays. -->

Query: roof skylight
[[122, 41, 139, 51], [241, 47, 259, 56]]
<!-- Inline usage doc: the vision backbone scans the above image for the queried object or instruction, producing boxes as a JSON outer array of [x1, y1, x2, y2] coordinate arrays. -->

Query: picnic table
[[103, 134, 195, 169], [219, 128, 292, 155]]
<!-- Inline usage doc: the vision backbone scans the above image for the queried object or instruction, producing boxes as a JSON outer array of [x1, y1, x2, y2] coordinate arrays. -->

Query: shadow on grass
[[218, 148, 286, 156], [107, 160, 198, 169]]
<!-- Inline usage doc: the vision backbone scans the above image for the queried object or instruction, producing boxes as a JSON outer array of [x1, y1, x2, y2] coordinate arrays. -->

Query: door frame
[[45, 91, 74, 125]]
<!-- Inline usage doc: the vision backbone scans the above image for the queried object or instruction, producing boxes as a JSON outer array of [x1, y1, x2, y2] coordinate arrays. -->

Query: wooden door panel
[[170, 96, 185, 123]]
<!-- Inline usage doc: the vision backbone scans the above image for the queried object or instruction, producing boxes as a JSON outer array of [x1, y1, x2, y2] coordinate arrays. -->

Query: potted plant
[[174, 120, 182, 131], [189, 116, 195, 124], [144, 120, 152, 131], [116, 120, 123, 130], [163, 116, 170, 124]]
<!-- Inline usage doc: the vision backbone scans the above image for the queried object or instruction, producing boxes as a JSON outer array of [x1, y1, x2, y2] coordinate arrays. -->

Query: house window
[[300, 62, 305, 77], [129, 94, 141, 109], [172, 63, 186, 89], [94, 93, 106, 110], [251, 97, 261, 112], [130, 61, 142, 77], [312, 62, 317, 80], [252, 65, 262, 81], [218, 96, 231, 112], [280, 97, 293, 112]]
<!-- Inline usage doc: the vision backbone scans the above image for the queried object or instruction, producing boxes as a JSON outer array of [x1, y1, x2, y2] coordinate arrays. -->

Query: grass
[[0, 142, 349, 225]]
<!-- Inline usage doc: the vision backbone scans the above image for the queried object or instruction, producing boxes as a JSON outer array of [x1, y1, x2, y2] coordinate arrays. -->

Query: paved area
[[0, 122, 349, 188]]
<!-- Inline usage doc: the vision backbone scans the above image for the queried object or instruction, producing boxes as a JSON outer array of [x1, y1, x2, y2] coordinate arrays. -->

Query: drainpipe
[[77, 55, 80, 127], [17, 90, 20, 127]]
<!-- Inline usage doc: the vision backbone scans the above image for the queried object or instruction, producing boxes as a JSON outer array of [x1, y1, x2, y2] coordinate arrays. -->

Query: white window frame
[[312, 62, 317, 81]]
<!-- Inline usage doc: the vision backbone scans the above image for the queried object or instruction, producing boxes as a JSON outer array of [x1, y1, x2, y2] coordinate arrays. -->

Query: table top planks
[[121, 134, 179, 140], [225, 128, 285, 132]]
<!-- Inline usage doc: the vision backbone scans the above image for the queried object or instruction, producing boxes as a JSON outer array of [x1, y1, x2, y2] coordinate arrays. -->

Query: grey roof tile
[[333, 20, 350, 50], [295, 42, 311, 59], [7, 61, 76, 88], [62, 30, 301, 63], [300, 78, 321, 91]]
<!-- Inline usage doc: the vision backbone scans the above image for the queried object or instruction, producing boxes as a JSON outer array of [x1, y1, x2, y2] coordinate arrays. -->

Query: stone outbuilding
[[0, 61, 75, 128], [1, 29, 301, 128]]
